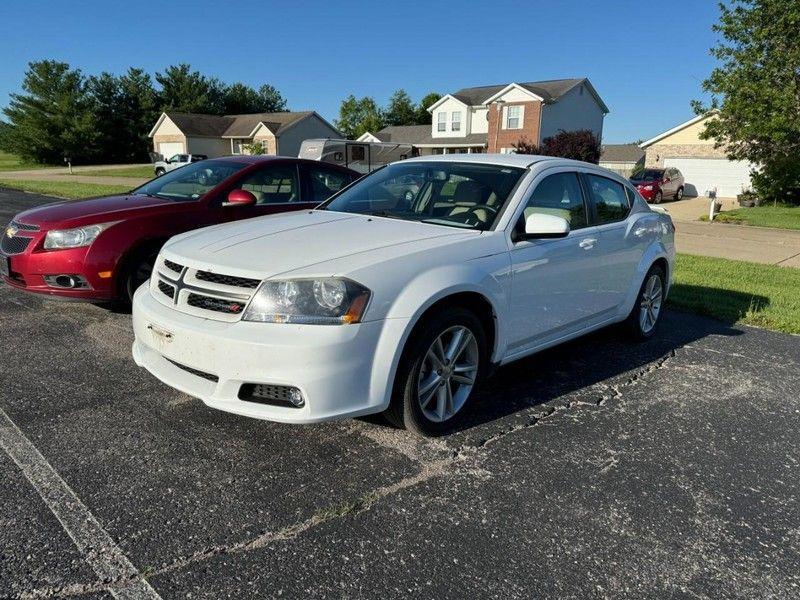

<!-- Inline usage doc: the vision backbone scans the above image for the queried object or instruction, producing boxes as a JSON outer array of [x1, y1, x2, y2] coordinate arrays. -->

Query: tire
[[115, 247, 159, 311], [384, 307, 487, 436], [624, 264, 666, 341], [674, 186, 684, 201], [653, 190, 663, 204], [155, 168, 165, 177]]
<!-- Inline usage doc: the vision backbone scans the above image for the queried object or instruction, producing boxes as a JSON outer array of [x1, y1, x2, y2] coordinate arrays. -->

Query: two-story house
[[358, 78, 608, 155]]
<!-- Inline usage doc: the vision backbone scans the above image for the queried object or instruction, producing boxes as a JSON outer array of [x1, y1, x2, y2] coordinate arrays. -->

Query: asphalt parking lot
[[2, 188, 800, 599]]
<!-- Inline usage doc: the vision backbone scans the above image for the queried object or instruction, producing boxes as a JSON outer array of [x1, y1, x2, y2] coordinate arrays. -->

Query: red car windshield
[[133, 160, 249, 202], [631, 170, 664, 182]]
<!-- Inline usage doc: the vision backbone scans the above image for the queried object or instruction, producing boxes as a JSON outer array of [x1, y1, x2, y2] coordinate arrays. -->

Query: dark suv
[[630, 167, 684, 203]]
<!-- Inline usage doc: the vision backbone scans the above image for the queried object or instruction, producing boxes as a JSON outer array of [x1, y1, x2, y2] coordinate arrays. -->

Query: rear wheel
[[384, 307, 486, 436], [625, 264, 665, 341], [674, 186, 684, 201]]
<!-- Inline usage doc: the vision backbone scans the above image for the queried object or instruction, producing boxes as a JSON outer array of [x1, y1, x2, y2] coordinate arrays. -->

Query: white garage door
[[157, 142, 183, 160], [664, 157, 752, 198]]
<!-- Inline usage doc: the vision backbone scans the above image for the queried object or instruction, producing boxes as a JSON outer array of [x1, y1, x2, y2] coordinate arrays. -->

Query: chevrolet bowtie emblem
[[6, 225, 18, 238]]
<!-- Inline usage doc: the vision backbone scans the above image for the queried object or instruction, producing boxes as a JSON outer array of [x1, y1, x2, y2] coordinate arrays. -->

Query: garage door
[[664, 158, 752, 198], [158, 142, 184, 160]]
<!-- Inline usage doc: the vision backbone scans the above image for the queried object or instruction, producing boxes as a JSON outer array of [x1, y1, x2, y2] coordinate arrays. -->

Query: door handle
[[579, 238, 597, 249]]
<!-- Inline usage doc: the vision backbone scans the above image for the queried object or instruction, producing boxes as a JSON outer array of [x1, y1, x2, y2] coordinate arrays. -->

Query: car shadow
[[667, 284, 769, 328], [446, 309, 744, 434]]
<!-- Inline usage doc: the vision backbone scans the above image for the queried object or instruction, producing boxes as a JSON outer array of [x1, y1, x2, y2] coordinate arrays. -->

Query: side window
[[178, 154, 189, 163], [585, 174, 630, 224], [625, 186, 640, 205], [237, 165, 300, 205], [520, 172, 588, 230], [307, 166, 350, 201]]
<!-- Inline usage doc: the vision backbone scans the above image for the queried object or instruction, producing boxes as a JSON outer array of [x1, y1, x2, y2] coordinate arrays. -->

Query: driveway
[[1, 190, 799, 598], [1, 164, 150, 187]]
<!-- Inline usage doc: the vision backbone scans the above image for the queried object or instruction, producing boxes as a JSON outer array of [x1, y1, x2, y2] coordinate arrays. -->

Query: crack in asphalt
[[17, 349, 678, 599], [471, 349, 677, 449]]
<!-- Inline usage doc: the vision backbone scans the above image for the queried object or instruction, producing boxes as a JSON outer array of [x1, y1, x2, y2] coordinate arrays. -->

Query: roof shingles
[[161, 111, 314, 138]]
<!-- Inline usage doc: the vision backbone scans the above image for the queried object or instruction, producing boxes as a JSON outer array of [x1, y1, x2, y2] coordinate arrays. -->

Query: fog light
[[43, 274, 90, 289], [287, 388, 304, 407], [238, 383, 305, 408]]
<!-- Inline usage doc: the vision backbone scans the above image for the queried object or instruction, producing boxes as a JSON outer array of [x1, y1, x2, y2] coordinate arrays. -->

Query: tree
[[155, 64, 227, 115], [415, 92, 442, 125], [223, 82, 288, 114], [693, 0, 800, 204], [335, 95, 385, 139], [117, 68, 160, 161], [2, 60, 97, 164], [513, 129, 601, 163], [385, 90, 416, 126]]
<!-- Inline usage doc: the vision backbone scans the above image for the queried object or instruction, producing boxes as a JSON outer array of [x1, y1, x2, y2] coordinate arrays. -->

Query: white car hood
[[162, 210, 477, 279]]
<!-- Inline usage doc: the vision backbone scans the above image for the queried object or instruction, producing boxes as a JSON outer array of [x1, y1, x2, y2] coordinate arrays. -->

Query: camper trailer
[[299, 139, 416, 174]]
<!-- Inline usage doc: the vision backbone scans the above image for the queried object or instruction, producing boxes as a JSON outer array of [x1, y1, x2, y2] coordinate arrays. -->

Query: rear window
[[631, 169, 664, 182]]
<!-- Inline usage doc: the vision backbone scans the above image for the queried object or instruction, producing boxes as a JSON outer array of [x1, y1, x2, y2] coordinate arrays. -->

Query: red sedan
[[0, 156, 357, 307]]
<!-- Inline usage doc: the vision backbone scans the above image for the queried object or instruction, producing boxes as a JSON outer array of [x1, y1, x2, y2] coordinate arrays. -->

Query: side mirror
[[663, 177, 670, 183], [517, 213, 570, 241], [224, 189, 257, 207]]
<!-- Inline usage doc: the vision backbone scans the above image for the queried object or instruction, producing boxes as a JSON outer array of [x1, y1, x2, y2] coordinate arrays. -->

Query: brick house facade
[[359, 78, 607, 155]]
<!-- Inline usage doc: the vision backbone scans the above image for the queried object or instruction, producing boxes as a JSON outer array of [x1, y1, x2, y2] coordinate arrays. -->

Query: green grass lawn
[[0, 151, 51, 172], [75, 165, 155, 178], [669, 253, 800, 334], [701, 205, 800, 230], [0, 179, 132, 199]]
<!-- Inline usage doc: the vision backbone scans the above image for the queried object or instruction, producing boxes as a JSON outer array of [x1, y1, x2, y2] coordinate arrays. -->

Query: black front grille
[[239, 383, 303, 408], [157, 279, 175, 299], [187, 293, 245, 314], [9, 220, 39, 232], [195, 270, 260, 289], [165, 358, 219, 383], [1, 234, 32, 255], [163, 259, 183, 275]]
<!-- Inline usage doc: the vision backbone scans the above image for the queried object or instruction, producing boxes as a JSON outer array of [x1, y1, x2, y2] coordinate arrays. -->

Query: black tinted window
[[585, 174, 630, 224], [522, 172, 587, 229]]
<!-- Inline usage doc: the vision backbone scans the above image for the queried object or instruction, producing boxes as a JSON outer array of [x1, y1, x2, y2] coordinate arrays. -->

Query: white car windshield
[[321, 162, 525, 230], [134, 160, 249, 202]]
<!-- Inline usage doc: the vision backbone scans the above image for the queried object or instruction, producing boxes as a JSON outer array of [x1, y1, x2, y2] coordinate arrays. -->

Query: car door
[[581, 172, 645, 311], [506, 170, 607, 355], [216, 162, 313, 223]]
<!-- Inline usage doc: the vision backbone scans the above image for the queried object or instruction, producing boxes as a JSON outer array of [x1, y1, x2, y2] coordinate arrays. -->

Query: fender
[[367, 254, 511, 411]]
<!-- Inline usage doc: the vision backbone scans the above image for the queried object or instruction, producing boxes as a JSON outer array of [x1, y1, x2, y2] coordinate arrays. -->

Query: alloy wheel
[[417, 326, 479, 423], [639, 274, 663, 334]]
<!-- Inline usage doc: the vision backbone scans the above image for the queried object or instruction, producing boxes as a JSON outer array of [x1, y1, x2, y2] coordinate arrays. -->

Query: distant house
[[359, 78, 608, 154], [599, 144, 645, 177], [640, 113, 752, 198], [148, 111, 341, 159]]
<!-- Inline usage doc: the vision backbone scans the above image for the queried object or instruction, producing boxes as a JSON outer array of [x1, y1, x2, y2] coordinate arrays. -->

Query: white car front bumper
[[131, 286, 409, 423]]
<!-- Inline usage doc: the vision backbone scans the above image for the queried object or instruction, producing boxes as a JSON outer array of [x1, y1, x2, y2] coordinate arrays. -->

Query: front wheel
[[653, 190, 663, 204], [384, 308, 486, 436], [625, 264, 666, 341], [155, 167, 165, 177], [116, 249, 158, 311]]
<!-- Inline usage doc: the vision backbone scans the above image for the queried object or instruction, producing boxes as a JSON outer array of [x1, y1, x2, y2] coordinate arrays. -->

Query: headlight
[[242, 278, 370, 325], [44, 222, 116, 250]]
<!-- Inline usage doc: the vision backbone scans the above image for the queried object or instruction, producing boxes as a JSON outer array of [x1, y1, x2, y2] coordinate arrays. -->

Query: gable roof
[[600, 144, 645, 163], [428, 78, 609, 113], [149, 111, 330, 139], [639, 113, 715, 148]]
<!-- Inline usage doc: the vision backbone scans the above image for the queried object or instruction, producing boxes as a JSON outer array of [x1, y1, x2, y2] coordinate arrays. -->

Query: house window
[[505, 105, 522, 129], [232, 139, 246, 154], [451, 111, 461, 132], [437, 112, 447, 132]]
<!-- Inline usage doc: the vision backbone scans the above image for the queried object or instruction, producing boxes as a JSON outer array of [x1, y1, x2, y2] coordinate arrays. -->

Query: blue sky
[[0, 0, 722, 144]]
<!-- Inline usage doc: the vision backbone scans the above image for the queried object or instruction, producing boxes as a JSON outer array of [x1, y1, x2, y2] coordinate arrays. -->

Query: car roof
[[208, 155, 355, 172], [404, 153, 558, 169]]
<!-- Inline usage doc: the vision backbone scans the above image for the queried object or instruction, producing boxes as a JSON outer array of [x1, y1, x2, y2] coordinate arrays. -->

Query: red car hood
[[14, 194, 179, 228]]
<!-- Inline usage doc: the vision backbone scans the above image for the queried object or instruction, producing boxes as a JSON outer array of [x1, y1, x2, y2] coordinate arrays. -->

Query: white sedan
[[132, 154, 675, 435]]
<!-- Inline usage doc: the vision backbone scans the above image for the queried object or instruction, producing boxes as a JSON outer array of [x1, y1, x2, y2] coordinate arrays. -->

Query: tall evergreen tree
[[223, 82, 288, 114], [3, 60, 96, 163], [385, 90, 416, 126], [155, 64, 227, 115], [415, 92, 442, 125]]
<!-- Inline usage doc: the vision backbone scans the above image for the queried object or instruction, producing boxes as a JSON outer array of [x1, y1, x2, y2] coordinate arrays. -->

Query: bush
[[513, 129, 601, 164]]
